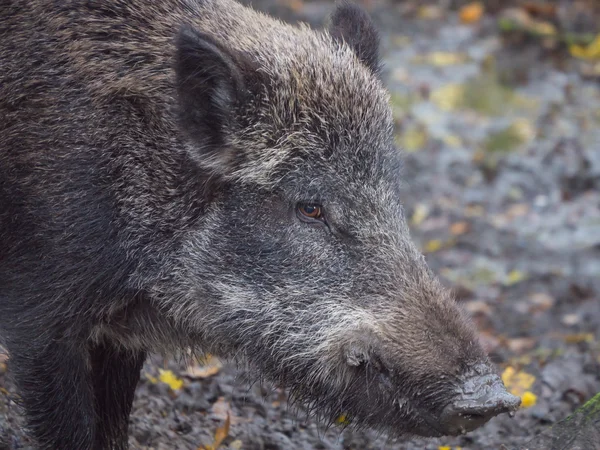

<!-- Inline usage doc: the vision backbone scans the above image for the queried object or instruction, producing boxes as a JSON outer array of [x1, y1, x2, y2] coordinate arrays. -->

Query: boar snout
[[439, 366, 521, 435]]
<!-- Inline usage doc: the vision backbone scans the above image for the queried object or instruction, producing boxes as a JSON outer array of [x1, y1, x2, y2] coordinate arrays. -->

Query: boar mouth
[[377, 365, 521, 438], [435, 369, 521, 436]]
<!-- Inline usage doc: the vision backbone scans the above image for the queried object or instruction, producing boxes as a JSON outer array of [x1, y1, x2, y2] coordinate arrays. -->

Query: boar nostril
[[438, 373, 521, 435]]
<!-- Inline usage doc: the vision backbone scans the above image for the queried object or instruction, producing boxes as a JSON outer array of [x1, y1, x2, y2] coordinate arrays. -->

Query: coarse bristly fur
[[0, 0, 512, 449]]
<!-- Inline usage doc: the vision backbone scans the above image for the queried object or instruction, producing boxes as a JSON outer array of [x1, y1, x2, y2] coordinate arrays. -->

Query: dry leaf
[[450, 221, 470, 235], [563, 333, 594, 344], [229, 440, 243, 450], [0, 349, 7, 375], [507, 337, 536, 354], [417, 5, 443, 20], [459, 2, 484, 24], [529, 292, 554, 312], [211, 397, 248, 426], [562, 313, 581, 326], [212, 397, 232, 421], [184, 355, 223, 379], [464, 300, 492, 316], [522, 2, 556, 17], [213, 412, 231, 449], [198, 412, 231, 450], [506, 203, 530, 218]]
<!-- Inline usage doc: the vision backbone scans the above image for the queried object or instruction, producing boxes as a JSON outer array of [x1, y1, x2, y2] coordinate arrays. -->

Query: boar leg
[[9, 342, 96, 450], [90, 341, 146, 450]]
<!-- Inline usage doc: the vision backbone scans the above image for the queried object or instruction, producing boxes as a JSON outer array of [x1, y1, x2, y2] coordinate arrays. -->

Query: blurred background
[[1, 1, 599, 449]]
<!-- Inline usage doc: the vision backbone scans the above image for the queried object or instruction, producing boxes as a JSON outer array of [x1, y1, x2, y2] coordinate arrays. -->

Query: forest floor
[[1, 1, 599, 449]]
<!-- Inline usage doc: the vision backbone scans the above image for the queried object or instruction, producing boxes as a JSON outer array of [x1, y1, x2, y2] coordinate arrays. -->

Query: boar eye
[[297, 203, 325, 222]]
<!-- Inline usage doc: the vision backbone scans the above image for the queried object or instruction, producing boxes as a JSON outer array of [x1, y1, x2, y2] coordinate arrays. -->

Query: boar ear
[[328, 1, 381, 74], [175, 25, 248, 173]]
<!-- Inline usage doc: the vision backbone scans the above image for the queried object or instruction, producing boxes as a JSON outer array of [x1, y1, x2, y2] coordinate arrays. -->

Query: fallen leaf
[[158, 369, 184, 391], [563, 333, 594, 344], [198, 412, 231, 450], [464, 300, 492, 316], [529, 292, 555, 312], [431, 84, 466, 111], [411, 203, 430, 227], [0, 349, 7, 375], [507, 337, 536, 354], [523, 2, 557, 17], [505, 270, 527, 286], [392, 35, 411, 47], [145, 373, 158, 384], [336, 413, 351, 426], [213, 412, 231, 449], [450, 221, 470, 235], [413, 51, 468, 66], [562, 313, 581, 326], [399, 126, 428, 152], [417, 5, 443, 20], [286, 0, 304, 13], [443, 134, 463, 148], [183, 355, 223, 379], [212, 397, 232, 421], [530, 20, 556, 37], [521, 391, 537, 408], [506, 203, 530, 219], [570, 34, 600, 60], [424, 239, 443, 253], [229, 440, 243, 450], [459, 2, 484, 24], [502, 366, 536, 399]]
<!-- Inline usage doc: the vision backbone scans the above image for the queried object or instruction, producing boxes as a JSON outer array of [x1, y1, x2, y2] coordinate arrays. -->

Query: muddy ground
[[1, 1, 599, 449]]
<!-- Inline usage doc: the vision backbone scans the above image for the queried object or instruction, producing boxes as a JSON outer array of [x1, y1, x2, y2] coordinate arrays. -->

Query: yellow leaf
[[418, 5, 443, 20], [411, 203, 429, 226], [400, 126, 428, 152], [425, 239, 443, 253], [459, 2, 484, 24], [443, 134, 463, 148], [438, 447, 452, 450], [505, 269, 527, 286], [502, 366, 536, 398], [570, 34, 600, 60], [414, 52, 468, 67], [564, 333, 594, 344], [431, 84, 466, 111], [158, 369, 184, 391], [336, 413, 351, 426], [521, 391, 537, 408]]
